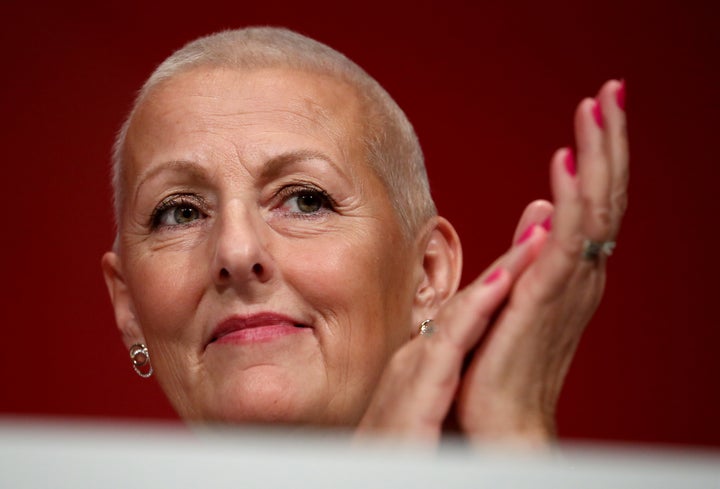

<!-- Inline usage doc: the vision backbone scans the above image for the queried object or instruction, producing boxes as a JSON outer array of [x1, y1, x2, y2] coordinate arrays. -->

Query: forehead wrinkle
[[129, 67, 371, 203], [203, 105, 335, 133], [133, 160, 211, 203], [291, 90, 367, 189]]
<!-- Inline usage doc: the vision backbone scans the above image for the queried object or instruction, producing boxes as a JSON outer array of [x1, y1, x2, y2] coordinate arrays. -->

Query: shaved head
[[112, 27, 436, 239]]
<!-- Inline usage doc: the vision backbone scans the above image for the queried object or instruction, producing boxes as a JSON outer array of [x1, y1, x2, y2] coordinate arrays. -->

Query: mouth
[[208, 312, 310, 347]]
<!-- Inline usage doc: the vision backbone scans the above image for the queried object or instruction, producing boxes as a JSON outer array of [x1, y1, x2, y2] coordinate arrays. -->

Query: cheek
[[284, 231, 412, 357], [285, 235, 382, 311], [127, 250, 206, 338]]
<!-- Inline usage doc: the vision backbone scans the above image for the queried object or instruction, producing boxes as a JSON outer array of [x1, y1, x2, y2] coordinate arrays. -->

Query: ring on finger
[[582, 239, 616, 260]]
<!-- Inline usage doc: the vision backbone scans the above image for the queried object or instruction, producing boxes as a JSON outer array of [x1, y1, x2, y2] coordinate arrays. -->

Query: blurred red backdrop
[[2, 0, 718, 447]]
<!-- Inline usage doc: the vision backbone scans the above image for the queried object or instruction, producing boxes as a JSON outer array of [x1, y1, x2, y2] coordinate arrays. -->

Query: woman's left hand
[[455, 79, 629, 444]]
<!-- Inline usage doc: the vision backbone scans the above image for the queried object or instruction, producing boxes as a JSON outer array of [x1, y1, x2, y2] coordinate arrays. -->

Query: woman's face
[[105, 66, 423, 425]]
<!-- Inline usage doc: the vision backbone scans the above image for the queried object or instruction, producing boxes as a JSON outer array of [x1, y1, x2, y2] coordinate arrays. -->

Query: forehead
[[137, 64, 363, 126], [123, 65, 369, 185]]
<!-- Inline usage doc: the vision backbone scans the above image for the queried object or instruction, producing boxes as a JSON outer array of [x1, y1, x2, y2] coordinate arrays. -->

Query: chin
[[186, 372, 340, 426]]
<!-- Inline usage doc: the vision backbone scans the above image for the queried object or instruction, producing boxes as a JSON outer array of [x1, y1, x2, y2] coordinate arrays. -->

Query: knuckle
[[452, 286, 488, 319], [580, 196, 613, 238], [580, 202, 613, 238], [593, 206, 613, 232], [437, 335, 465, 360], [454, 289, 474, 309], [551, 233, 585, 260], [611, 191, 628, 216]]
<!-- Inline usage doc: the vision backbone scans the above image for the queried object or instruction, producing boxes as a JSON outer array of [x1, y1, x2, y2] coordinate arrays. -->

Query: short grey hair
[[112, 27, 436, 239]]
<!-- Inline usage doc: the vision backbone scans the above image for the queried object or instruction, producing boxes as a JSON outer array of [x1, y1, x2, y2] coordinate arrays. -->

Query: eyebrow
[[133, 150, 350, 201], [260, 149, 348, 183], [134, 160, 211, 204]]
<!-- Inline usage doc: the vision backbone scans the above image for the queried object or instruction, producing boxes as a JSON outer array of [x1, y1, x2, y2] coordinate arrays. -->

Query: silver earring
[[418, 319, 436, 337], [129, 343, 153, 378]]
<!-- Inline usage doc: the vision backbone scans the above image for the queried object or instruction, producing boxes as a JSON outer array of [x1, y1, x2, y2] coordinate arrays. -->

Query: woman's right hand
[[355, 209, 549, 442], [453, 80, 627, 444], [356, 80, 627, 444]]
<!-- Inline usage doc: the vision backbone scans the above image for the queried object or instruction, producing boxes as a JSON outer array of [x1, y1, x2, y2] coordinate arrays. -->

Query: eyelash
[[149, 194, 208, 229], [274, 184, 337, 216], [148, 184, 336, 230]]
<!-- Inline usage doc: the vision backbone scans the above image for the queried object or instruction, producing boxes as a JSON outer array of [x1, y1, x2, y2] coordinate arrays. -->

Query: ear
[[102, 251, 144, 350], [411, 216, 463, 332]]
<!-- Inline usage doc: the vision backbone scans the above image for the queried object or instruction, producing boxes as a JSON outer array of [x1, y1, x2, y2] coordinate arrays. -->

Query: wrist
[[461, 404, 557, 447]]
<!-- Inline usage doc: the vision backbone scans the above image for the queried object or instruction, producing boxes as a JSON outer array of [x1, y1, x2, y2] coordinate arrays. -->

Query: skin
[[102, 66, 459, 425], [359, 80, 629, 445], [104, 63, 629, 443]]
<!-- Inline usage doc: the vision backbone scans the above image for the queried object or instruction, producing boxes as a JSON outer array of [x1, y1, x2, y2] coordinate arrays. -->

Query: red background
[[2, 1, 718, 447]]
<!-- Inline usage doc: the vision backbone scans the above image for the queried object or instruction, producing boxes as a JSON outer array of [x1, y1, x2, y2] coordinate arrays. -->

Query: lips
[[208, 312, 308, 346]]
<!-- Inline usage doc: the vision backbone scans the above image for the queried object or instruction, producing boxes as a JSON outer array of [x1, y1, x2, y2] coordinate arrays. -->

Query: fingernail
[[616, 79, 626, 110], [592, 100, 604, 129], [541, 216, 552, 231], [483, 268, 503, 284], [564, 148, 576, 176], [516, 224, 536, 244]]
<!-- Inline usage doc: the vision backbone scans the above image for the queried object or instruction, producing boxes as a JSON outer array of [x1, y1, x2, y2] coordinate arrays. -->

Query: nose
[[211, 205, 274, 289]]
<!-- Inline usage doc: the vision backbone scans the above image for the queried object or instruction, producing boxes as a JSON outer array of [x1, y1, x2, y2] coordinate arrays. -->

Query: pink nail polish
[[592, 100, 604, 129], [541, 216, 552, 231], [616, 79, 626, 110], [564, 148, 576, 176], [483, 268, 502, 284], [516, 224, 535, 244]]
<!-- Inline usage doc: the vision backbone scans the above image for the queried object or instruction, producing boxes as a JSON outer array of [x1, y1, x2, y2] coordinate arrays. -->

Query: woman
[[102, 27, 627, 444]]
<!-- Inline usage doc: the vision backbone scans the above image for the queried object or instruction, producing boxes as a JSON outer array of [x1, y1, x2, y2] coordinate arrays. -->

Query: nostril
[[252, 263, 263, 275], [219, 268, 230, 279]]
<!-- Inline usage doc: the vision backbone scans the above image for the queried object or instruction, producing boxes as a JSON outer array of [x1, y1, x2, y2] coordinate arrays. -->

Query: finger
[[511, 199, 554, 244], [358, 266, 519, 440], [596, 79, 629, 237], [343, 220, 544, 440], [548, 147, 582, 251], [576, 95, 612, 241], [356, 337, 464, 439], [438, 227, 547, 350], [521, 147, 585, 297], [482, 201, 554, 285]]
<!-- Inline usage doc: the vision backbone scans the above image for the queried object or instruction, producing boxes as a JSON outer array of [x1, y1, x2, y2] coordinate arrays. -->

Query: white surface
[[1, 418, 718, 488]]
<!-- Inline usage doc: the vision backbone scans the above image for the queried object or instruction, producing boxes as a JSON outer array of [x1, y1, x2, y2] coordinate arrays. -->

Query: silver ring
[[419, 319, 436, 337], [582, 240, 616, 260]]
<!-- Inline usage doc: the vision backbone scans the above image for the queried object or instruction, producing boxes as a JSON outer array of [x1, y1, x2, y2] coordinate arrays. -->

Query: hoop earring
[[129, 343, 153, 378]]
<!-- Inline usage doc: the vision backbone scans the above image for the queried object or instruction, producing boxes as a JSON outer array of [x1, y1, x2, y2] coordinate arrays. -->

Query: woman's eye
[[172, 206, 201, 224], [282, 189, 333, 214], [151, 197, 206, 229]]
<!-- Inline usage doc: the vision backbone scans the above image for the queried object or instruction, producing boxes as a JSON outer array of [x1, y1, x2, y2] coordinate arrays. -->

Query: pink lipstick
[[209, 313, 308, 346]]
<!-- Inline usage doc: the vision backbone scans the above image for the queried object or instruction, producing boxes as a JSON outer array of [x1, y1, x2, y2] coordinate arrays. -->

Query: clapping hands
[[358, 80, 628, 444]]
